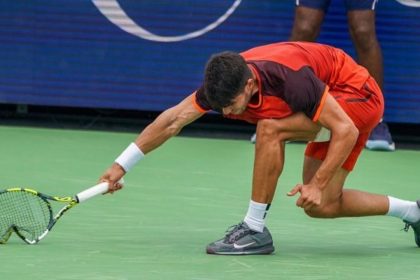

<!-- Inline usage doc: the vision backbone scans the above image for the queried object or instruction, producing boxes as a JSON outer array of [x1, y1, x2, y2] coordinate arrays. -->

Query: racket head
[[0, 182, 107, 244], [0, 188, 55, 244]]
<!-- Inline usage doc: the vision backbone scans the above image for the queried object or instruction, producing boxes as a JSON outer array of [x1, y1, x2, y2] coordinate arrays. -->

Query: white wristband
[[115, 143, 144, 172]]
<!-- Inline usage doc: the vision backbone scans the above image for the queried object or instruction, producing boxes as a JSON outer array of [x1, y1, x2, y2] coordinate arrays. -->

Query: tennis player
[[99, 42, 420, 255]]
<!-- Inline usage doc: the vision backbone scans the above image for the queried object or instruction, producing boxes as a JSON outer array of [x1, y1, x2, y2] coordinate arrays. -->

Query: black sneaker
[[366, 122, 395, 151], [403, 201, 420, 247], [206, 222, 275, 255]]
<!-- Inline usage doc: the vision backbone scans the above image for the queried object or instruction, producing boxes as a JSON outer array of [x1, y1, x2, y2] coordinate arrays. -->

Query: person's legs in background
[[289, 5, 325, 41], [346, 2, 395, 151]]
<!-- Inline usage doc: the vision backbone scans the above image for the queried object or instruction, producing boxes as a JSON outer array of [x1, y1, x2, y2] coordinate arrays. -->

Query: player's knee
[[256, 119, 283, 142], [304, 203, 339, 218]]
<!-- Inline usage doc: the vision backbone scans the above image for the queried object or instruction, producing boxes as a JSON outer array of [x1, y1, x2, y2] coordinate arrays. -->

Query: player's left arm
[[282, 66, 358, 187], [310, 93, 359, 189]]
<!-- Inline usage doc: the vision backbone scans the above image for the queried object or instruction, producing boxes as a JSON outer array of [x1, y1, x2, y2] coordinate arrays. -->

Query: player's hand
[[287, 183, 322, 210], [99, 163, 126, 194]]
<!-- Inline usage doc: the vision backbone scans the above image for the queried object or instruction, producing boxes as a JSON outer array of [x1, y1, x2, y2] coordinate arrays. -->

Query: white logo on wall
[[92, 0, 242, 42], [395, 0, 420, 7]]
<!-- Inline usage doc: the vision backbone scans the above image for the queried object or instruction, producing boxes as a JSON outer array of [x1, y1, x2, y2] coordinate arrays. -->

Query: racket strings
[[0, 190, 51, 242]]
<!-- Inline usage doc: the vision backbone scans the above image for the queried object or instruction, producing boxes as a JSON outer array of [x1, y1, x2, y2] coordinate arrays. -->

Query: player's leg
[[207, 119, 289, 255], [207, 116, 321, 255], [301, 142, 420, 246], [346, 1, 394, 151], [302, 155, 389, 218]]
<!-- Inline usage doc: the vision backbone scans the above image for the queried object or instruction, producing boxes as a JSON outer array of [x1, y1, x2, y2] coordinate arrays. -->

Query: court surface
[[1, 125, 419, 280]]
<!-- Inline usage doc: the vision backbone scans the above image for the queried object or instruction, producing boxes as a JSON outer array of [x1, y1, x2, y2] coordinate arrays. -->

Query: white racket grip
[[76, 178, 125, 203], [76, 182, 109, 203]]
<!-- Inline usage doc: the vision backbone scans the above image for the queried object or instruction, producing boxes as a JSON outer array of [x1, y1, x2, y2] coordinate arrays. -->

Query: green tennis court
[[1, 125, 420, 279]]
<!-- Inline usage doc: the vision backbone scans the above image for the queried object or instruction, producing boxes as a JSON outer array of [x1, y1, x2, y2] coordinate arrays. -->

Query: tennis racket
[[0, 180, 118, 244]]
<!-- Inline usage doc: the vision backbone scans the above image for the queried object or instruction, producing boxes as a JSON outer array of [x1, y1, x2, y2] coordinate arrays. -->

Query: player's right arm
[[100, 93, 206, 192], [135, 93, 205, 153]]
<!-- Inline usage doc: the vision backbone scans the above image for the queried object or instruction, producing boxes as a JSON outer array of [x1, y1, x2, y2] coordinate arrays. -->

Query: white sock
[[243, 200, 270, 233], [386, 196, 420, 223]]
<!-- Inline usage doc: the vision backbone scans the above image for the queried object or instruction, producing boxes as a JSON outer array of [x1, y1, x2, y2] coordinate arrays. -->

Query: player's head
[[203, 51, 253, 114]]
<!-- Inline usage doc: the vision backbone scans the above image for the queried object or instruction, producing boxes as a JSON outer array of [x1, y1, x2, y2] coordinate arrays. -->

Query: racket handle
[[75, 182, 109, 203]]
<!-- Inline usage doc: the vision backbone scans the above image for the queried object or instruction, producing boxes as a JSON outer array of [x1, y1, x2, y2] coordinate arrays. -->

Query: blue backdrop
[[0, 0, 419, 123]]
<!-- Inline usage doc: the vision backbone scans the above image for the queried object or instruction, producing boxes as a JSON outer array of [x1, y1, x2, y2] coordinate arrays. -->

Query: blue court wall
[[0, 1, 419, 123]]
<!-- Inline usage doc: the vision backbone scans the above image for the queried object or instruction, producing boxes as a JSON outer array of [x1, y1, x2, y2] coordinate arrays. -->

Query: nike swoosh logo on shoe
[[233, 241, 256, 249]]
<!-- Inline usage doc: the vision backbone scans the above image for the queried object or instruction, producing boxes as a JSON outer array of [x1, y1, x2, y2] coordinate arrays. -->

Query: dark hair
[[203, 51, 252, 111]]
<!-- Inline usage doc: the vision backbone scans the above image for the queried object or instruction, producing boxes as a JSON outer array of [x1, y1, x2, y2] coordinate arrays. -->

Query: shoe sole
[[206, 244, 275, 255], [366, 140, 395, 151]]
